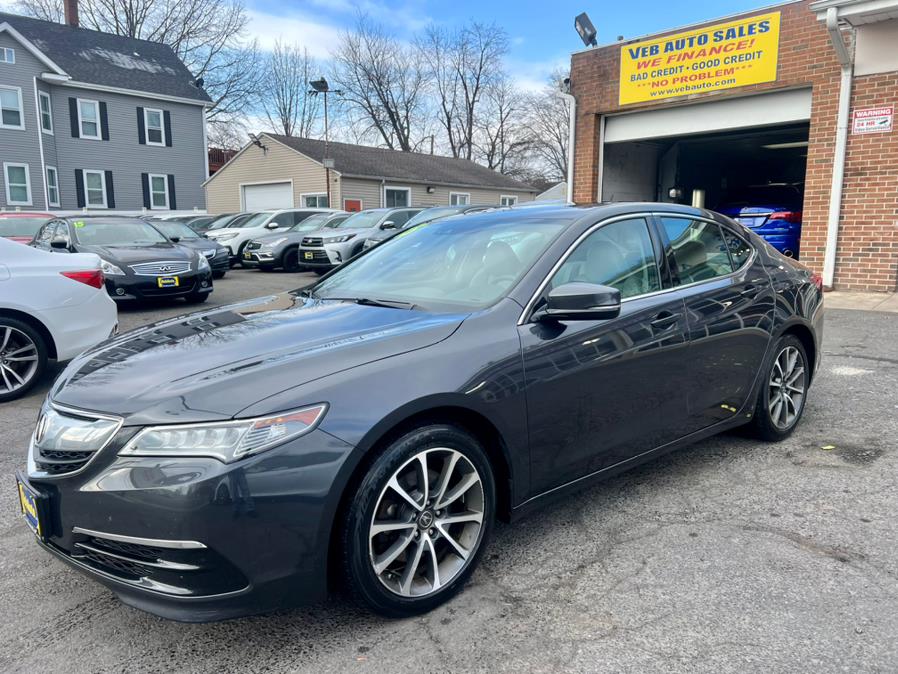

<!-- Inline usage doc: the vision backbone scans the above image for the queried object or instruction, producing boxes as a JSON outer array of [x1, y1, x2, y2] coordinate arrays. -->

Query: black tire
[[748, 334, 809, 441], [0, 317, 48, 403], [185, 292, 209, 304], [212, 271, 226, 280], [283, 248, 301, 273], [341, 424, 495, 617], [314, 269, 328, 276], [238, 243, 251, 268]]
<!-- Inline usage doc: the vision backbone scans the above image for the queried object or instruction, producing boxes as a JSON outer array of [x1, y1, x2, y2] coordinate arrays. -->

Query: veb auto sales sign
[[852, 106, 893, 135], [619, 12, 781, 106]]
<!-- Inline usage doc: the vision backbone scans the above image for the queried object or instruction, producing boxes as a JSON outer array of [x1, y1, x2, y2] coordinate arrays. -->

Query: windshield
[[207, 214, 239, 230], [403, 208, 463, 229], [313, 215, 566, 311], [334, 211, 385, 229], [291, 213, 334, 232], [231, 213, 271, 228], [153, 221, 199, 240], [74, 221, 168, 246], [0, 217, 49, 237]]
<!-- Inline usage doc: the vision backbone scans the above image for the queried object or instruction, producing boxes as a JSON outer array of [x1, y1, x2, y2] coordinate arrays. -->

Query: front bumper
[[241, 247, 282, 268], [105, 271, 214, 301], [21, 424, 354, 622], [297, 241, 356, 269]]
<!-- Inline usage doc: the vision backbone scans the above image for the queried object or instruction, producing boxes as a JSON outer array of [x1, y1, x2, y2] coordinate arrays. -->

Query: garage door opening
[[602, 123, 809, 258], [242, 182, 294, 210]]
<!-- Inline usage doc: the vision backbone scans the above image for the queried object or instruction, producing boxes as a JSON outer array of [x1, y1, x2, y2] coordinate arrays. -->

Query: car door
[[519, 216, 691, 495], [657, 215, 775, 432]]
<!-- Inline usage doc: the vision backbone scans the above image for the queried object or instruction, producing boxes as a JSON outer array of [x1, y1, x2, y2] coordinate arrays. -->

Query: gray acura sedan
[[17, 203, 822, 621]]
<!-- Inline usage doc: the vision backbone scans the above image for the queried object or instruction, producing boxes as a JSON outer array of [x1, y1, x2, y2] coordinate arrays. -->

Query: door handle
[[740, 284, 761, 298], [650, 311, 678, 330]]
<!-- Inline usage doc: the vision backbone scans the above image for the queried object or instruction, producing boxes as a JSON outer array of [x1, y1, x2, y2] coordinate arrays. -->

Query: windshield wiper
[[325, 296, 417, 310]]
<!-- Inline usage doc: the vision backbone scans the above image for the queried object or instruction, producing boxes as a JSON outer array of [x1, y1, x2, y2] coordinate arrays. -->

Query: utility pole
[[309, 78, 342, 208]]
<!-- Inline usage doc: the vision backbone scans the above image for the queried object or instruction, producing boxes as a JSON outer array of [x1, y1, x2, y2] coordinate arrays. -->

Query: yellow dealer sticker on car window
[[74, 220, 85, 228], [619, 11, 781, 106]]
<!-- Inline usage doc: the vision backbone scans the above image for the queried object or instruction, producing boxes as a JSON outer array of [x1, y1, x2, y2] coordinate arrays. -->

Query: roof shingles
[[0, 11, 211, 102], [267, 134, 535, 192]]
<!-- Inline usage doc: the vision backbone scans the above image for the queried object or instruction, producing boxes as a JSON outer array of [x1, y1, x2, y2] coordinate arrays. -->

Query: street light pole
[[309, 78, 341, 209]]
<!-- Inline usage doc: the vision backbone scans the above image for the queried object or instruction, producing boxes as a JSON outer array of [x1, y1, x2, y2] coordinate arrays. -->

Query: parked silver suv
[[297, 207, 422, 271]]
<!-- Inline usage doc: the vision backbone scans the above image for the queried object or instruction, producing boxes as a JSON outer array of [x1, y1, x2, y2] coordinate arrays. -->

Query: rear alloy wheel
[[342, 425, 494, 616], [749, 335, 808, 440], [0, 319, 47, 403], [283, 249, 301, 273]]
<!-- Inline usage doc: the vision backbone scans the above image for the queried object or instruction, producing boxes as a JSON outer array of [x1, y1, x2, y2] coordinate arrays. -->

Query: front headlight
[[119, 404, 328, 463], [100, 259, 125, 276], [323, 234, 356, 244], [197, 254, 210, 271], [263, 237, 287, 248]]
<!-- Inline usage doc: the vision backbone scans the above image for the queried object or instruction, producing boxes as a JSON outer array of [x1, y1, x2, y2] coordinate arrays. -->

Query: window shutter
[[163, 110, 172, 147], [74, 169, 85, 207], [141, 173, 150, 209], [104, 171, 115, 208], [136, 107, 145, 144], [68, 98, 79, 138], [99, 102, 109, 140], [167, 174, 177, 210]]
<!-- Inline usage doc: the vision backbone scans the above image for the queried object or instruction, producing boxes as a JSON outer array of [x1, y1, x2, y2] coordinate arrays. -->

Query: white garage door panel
[[604, 89, 813, 143], [242, 182, 293, 210]]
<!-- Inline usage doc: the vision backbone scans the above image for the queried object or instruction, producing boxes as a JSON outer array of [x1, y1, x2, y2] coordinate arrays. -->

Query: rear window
[[0, 217, 49, 237]]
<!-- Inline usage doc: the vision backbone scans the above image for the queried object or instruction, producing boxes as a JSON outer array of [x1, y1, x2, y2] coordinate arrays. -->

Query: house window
[[4, 163, 32, 206], [46, 166, 59, 207], [144, 108, 165, 145], [149, 174, 169, 209], [500, 195, 518, 207], [83, 170, 107, 207], [78, 99, 101, 139], [39, 91, 53, 134], [384, 186, 410, 208], [0, 86, 23, 129], [449, 192, 470, 206], [0, 48, 14, 64], [302, 193, 329, 208]]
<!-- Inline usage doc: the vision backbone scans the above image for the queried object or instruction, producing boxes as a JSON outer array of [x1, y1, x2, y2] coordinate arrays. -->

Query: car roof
[[0, 212, 53, 218]]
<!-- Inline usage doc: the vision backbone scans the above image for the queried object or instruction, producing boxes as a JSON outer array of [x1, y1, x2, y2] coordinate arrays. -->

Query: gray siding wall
[[0, 32, 46, 209], [50, 86, 206, 210], [0, 31, 207, 211]]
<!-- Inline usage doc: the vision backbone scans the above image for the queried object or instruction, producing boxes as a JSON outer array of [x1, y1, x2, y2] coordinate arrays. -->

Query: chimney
[[64, 0, 79, 27]]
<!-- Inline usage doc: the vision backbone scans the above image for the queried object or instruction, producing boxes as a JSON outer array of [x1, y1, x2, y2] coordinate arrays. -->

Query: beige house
[[204, 133, 537, 213]]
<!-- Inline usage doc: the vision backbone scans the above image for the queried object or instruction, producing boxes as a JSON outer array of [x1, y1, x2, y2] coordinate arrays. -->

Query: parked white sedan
[[0, 237, 117, 401]]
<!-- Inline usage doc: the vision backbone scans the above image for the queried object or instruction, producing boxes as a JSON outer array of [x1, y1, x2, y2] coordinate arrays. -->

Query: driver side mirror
[[534, 282, 621, 322], [50, 236, 70, 251], [265, 221, 280, 229], [380, 220, 397, 230], [170, 236, 181, 243]]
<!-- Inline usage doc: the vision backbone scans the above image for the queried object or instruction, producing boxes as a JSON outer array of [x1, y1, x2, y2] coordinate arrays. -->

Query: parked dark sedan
[[17, 204, 822, 622], [149, 220, 230, 279], [30, 216, 213, 302], [243, 211, 350, 271]]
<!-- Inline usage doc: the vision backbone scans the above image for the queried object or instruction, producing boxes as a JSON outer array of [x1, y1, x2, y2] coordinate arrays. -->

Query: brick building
[[569, 0, 898, 291]]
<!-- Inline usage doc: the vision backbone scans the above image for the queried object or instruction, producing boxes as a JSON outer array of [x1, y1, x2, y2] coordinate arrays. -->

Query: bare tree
[[522, 70, 571, 182], [16, 0, 260, 123], [475, 77, 530, 177], [417, 22, 509, 160], [331, 13, 427, 151], [257, 41, 319, 137]]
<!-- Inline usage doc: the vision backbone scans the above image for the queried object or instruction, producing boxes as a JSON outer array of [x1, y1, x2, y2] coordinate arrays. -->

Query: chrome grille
[[129, 260, 191, 276], [29, 405, 123, 478], [302, 237, 323, 247]]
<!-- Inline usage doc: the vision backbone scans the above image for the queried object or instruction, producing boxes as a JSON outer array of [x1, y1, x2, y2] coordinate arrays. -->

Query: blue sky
[[245, 0, 779, 89]]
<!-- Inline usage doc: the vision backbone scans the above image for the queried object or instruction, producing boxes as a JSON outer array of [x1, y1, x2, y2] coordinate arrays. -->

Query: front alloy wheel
[[342, 425, 494, 616], [0, 320, 47, 402]]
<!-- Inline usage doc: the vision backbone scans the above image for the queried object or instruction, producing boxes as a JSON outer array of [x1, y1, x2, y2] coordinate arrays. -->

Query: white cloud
[[246, 9, 344, 59]]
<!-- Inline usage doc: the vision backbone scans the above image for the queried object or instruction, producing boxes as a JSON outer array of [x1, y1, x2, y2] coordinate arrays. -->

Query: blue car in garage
[[717, 185, 803, 258]]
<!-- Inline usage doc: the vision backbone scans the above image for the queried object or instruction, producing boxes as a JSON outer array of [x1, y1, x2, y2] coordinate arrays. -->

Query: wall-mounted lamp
[[426, 186, 435, 194]]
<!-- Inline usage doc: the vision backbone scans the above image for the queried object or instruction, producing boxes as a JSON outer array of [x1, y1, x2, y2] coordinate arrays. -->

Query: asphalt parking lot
[[2, 269, 897, 673]]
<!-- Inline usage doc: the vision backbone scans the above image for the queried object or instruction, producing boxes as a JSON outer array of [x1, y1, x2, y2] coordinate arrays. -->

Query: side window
[[661, 218, 733, 285], [723, 229, 752, 269], [37, 222, 59, 245], [270, 212, 294, 227], [549, 218, 661, 300], [390, 211, 411, 226]]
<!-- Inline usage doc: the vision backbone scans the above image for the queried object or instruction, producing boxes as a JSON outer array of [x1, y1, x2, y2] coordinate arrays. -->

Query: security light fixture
[[575, 12, 597, 47], [309, 78, 329, 94]]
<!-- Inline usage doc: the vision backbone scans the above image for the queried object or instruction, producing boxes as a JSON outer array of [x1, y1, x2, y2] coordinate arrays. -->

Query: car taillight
[[60, 269, 105, 289], [810, 272, 823, 291], [767, 211, 802, 224]]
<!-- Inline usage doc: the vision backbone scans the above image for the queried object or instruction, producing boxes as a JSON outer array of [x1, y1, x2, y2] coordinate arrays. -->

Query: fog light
[[334, 251, 342, 262], [201, 280, 208, 288], [115, 287, 125, 296]]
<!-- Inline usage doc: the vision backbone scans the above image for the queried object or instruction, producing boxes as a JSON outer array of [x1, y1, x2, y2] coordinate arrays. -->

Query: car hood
[[303, 227, 378, 240], [50, 292, 466, 424], [79, 242, 193, 265], [174, 239, 222, 253], [253, 231, 306, 245]]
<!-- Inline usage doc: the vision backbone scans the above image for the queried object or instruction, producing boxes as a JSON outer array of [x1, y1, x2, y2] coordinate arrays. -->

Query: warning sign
[[852, 106, 893, 134]]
